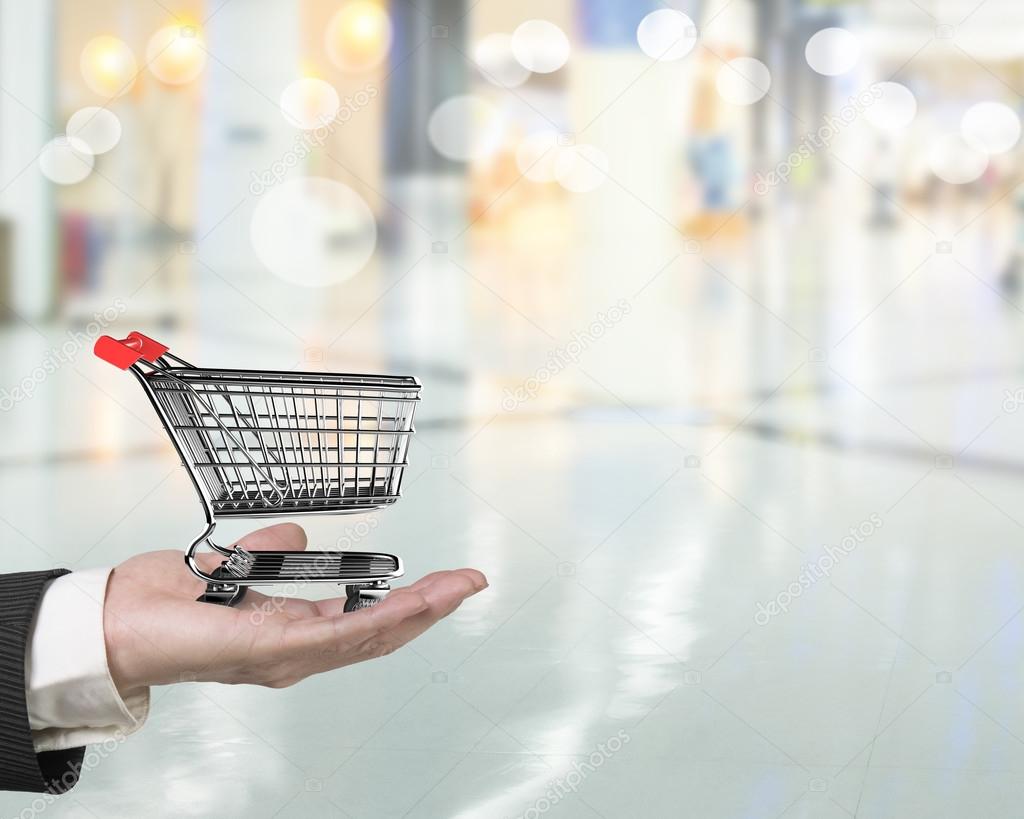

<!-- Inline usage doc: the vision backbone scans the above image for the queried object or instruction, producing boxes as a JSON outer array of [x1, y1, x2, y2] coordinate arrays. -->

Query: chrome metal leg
[[196, 565, 249, 606]]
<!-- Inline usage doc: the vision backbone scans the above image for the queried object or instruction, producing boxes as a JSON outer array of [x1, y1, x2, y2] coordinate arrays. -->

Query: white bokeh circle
[[427, 95, 504, 162], [864, 82, 917, 131], [927, 134, 988, 184], [554, 144, 609, 193], [516, 131, 561, 182], [804, 28, 861, 76], [279, 78, 340, 130], [39, 137, 94, 185], [511, 20, 570, 74], [146, 25, 207, 85], [66, 107, 122, 154], [473, 33, 531, 88], [960, 102, 1021, 155], [716, 58, 771, 105], [250, 177, 377, 287], [636, 10, 698, 61]]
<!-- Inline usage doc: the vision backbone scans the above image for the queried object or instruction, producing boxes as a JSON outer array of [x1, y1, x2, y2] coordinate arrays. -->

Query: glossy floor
[[3, 185, 1024, 819]]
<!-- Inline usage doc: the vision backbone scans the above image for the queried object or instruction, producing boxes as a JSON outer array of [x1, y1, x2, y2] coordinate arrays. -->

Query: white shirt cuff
[[25, 567, 150, 753]]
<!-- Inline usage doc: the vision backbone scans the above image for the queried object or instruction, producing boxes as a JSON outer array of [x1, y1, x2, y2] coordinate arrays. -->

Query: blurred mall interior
[[4, 0, 1024, 816]]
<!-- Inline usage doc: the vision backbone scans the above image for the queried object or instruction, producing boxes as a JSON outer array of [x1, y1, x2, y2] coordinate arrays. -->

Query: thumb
[[236, 522, 308, 552]]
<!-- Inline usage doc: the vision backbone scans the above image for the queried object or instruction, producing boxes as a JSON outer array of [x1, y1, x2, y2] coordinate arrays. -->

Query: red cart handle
[[95, 331, 170, 370]]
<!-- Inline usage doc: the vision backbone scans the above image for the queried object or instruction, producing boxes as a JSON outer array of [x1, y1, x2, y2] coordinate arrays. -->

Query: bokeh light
[[325, 2, 393, 72], [146, 25, 207, 85], [80, 36, 138, 97], [554, 144, 609, 192], [928, 134, 988, 184], [716, 58, 771, 105], [250, 177, 377, 287], [279, 78, 340, 129], [636, 10, 698, 61], [960, 101, 1021, 155], [66, 107, 122, 154], [511, 20, 570, 74], [427, 95, 504, 161], [805, 28, 861, 76], [473, 33, 531, 88], [39, 136, 94, 185], [864, 82, 917, 130]]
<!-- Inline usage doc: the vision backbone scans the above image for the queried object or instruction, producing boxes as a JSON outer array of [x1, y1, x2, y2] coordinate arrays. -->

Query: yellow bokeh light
[[146, 25, 207, 86], [325, 2, 393, 72], [80, 36, 138, 97]]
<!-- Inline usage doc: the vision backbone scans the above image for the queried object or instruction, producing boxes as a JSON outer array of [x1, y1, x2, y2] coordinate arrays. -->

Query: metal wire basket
[[95, 331, 420, 607]]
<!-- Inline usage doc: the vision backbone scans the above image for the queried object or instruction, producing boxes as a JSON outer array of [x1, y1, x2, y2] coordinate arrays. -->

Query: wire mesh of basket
[[148, 367, 419, 517]]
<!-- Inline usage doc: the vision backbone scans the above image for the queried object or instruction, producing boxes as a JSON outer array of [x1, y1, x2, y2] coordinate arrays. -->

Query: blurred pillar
[[790, 7, 844, 176], [381, 0, 470, 375], [0, 0, 56, 319], [194, 0, 304, 340], [751, 0, 774, 172], [383, 0, 467, 177], [752, 0, 798, 198]]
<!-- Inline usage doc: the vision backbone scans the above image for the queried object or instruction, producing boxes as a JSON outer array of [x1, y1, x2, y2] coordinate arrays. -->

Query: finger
[[194, 551, 226, 574], [410, 571, 487, 624], [405, 568, 487, 593], [314, 572, 445, 619], [314, 568, 487, 618], [193, 523, 309, 577], [311, 571, 453, 618], [282, 588, 430, 655], [313, 584, 436, 619], [237, 522, 308, 552], [368, 571, 485, 652], [446, 568, 487, 590], [238, 588, 320, 619]]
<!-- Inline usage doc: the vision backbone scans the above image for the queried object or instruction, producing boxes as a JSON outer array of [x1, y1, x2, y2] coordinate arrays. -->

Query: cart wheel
[[196, 566, 249, 607], [343, 594, 377, 612], [343, 583, 388, 612]]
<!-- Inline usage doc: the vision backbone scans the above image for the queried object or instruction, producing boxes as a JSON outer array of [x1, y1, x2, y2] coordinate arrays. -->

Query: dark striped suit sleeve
[[0, 570, 85, 794]]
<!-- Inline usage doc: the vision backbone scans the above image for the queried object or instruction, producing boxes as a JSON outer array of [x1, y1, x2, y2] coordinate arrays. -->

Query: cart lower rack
[[96, 331, 421, 609]]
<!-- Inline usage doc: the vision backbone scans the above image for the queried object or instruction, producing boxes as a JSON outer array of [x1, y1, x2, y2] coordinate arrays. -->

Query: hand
[[102, 523, 487, 694]]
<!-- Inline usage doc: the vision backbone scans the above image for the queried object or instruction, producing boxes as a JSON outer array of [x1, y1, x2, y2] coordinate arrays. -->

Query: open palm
[[101, 523, 486, 697]]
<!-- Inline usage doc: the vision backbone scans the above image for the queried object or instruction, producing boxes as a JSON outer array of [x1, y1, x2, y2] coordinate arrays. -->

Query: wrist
[[102, 573, 150, 694]]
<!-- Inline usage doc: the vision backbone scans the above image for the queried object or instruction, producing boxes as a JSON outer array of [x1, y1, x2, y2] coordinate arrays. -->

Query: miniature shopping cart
[[95, 331, 420, 609]]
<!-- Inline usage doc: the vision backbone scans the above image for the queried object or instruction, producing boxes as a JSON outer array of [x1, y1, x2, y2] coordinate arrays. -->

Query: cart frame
[[95, 331, 420, 607]]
